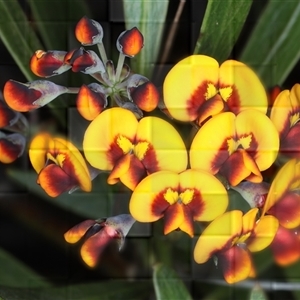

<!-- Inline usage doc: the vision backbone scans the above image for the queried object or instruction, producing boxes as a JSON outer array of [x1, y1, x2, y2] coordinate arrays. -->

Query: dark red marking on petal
[[218, 245, 252, 284], [220, 84, 241, 115], [137, 141, 159, 174], [280, 123, 300, 158], [38, 164, 78, 197], [151, 188, 174, 217], [236, 133, 259, 160], [0, 138, 22, 163], [219, 149, 261, 186], [268, 192, 300, 228], [271, 225, 300, 266], [120, 155, 147, 190], [3, 80, 42, 112], [183, 188, 205, 218], [211, 139, 231, 174], [107, 135, 134, 167], [196, 94, 224, 125], [186, 80, 213, 120]]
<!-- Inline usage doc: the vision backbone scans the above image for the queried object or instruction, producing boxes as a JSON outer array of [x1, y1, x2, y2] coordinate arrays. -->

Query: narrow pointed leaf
[[0, 0, 43, 81], [239, 0, 300, 88], [194, 0, 252, 62], [153, 264, 192, 300], [28, 0, 90, 50], [123, 0, 169, 78]]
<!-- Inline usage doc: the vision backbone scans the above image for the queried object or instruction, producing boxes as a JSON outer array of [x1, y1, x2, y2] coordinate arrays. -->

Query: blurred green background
[[1, 0, 300, 299]]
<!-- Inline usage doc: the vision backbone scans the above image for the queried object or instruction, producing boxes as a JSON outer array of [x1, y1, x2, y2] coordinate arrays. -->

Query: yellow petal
[[219, 60, 268, 114], [247, 215, 279, 252], [83, 107, 138, 170], [136, 116, 187, 173], [194, 210, 243, 264], [235, 109, 279, 171], [29, 132, 51, 173], [190, 112, 236, 174]]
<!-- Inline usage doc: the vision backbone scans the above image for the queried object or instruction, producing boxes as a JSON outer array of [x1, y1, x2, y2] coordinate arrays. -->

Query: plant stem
[[115, 53, 126, 82]]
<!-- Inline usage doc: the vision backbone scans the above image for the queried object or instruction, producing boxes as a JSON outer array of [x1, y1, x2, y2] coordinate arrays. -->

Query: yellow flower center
[[205, 83, 218, 100], [232, 232, 251, 246], [116, 135, 150, 161], [46, 152, 65, 167], [227, 134, 252, 155], [164, 188, 194, 205]]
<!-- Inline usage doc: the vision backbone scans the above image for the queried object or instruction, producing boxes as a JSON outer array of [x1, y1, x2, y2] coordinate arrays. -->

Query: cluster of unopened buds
[[2, 16, 300, 284]]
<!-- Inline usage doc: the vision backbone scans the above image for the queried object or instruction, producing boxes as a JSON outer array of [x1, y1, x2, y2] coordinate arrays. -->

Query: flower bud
[[75, 16, 103, 45], [3, 79, 68, 112], [116, 27, 144, 57], [30, 50, 71, 77]]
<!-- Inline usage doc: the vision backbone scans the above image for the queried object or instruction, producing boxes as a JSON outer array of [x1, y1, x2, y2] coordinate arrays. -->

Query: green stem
[[97, 42, 108, 65], [115, 53, 126, 82]]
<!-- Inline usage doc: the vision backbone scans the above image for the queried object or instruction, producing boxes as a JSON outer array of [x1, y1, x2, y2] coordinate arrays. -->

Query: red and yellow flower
[[83, 107, 188, 190], [29, 132, 91, 197], [129, 169, 228, 237], [262, 158, 300, 265], [190, 110, 279, 186], [163, 55, 268, 124], [194, 209, 278, 284], [270, 83, 300, 158]]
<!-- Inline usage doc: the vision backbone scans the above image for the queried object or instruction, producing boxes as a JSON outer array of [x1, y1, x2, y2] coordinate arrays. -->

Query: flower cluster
[[3, 16, 300, 284]]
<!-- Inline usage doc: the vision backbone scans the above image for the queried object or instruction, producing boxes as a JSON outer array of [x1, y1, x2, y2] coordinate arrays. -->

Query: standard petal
[[163, 55, 219, 122], [219, 246, 253, 284], [247, 215, 279, 252], [190, 112, 235, 174], [279, 123, 300, 158], [179, 169, 228, 221], [270, 89, 293, 140], [262, 159, 299, 215], [64, 220, 96, 244], [83, 107, 138, 170], [194, 210, 243, 264], [129, 171, 179, 222], [219, 60, 268, 114], [136, 116, 188, 174], [235, 109, 279, 171]]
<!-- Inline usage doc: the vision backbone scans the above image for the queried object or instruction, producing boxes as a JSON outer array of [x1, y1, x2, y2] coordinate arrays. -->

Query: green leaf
[[0, 0, 43, 81], [0, 247, 50, 288], [239, 0, 300, 88], [0, 280, 151, 300], [7, 169, 113, 219], [194, 0, 252, 63], [153, 264, 192, 300], [123, 0, 169, 79], [27, 0, 90, 50], [249, 285, 268, 300]]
